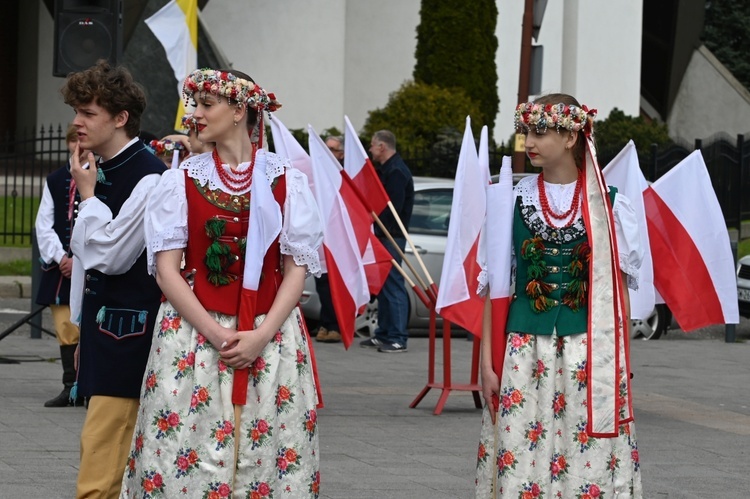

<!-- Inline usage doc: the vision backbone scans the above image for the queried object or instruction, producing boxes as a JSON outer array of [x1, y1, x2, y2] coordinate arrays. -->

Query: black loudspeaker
[[53, 0, 123, 77]]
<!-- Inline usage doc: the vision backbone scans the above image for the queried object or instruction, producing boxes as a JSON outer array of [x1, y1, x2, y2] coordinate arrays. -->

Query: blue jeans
[[374, 238, 409, 346]]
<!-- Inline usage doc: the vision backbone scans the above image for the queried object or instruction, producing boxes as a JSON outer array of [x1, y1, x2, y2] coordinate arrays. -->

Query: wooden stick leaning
[[371, 210, 436, 304], [387, 200, 436, 289], [390, 258, 432, 309], [333, 162, 437, 304]]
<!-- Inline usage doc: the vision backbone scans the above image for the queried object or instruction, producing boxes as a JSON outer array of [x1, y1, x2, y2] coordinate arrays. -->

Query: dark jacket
[[36, 165, 79, 305], [78, 142, 166, 398], [374, 152, 414, 239]]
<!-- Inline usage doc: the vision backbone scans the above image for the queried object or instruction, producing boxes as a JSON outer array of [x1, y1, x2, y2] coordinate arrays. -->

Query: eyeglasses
[[327, 146, 343, 153]]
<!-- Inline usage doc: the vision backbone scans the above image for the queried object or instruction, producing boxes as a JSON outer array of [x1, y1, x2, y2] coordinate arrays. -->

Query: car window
[[409, 188, 454, 236]]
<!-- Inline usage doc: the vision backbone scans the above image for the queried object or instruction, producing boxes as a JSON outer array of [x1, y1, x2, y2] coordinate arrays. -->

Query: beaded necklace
[[537, 171, 582, 228], [212, 144, 257, 192]]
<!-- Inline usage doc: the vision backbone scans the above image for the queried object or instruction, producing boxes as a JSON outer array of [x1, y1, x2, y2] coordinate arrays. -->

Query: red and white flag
[[268, 117, 326, 269], [643, 150, 739, 330], [435, 117, 486, 337], [602, 140, 656, 320], [483, 154, 514, 375], [342, 117, 392, 295], [307, 125, 371, 347], [344, 116, 390, 215], [234, 151, 283, 404]]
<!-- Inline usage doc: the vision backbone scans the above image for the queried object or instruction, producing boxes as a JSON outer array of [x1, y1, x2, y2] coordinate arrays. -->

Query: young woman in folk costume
[[475, 94, 644, 498], [120, 68, 324, 498]]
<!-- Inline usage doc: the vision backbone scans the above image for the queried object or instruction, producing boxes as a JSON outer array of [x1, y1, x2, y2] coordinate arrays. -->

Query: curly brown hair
[[61, 60, 146, 138]]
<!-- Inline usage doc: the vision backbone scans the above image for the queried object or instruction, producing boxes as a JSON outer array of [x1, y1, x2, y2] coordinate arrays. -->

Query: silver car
[[300, 176, 455, 335]]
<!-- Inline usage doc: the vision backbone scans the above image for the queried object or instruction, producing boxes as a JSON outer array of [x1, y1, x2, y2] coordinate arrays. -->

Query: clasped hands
[[213, 325, 274, 370]]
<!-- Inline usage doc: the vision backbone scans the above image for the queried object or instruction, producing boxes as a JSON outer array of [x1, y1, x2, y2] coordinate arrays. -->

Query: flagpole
[[386, 200, 438, 290], [393, 259, 432, 309], [371, 210, 435, 302], [338, 168, 437, 303]]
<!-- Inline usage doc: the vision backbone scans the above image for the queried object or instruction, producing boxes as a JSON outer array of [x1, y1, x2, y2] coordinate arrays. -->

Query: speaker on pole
[[53, 0, 122, 77]]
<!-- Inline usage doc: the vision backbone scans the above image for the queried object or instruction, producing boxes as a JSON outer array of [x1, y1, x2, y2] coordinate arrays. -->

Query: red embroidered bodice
[[183, 171, 287, 316]]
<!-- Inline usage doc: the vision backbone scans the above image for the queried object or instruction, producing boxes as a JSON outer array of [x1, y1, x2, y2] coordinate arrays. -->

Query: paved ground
[[1, 297, 749, 498]]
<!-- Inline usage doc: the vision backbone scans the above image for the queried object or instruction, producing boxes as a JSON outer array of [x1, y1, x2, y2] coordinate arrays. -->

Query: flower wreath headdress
[[181, 113, 197, 133], [514, 102, 597, 136], [182, 68, 281, 147], [148, 139, 186, 156], [182, 69, 281, 112]]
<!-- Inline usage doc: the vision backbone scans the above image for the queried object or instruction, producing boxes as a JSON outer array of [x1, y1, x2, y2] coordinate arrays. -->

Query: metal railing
[[0, 125, 68, 245]]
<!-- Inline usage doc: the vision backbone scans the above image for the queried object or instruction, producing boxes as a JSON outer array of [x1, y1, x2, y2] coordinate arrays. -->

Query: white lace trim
[[515, 174, 579, 218], [263, 151, 287, 182], [477, 268, 488, 297], [280, 234, 322, 278], [182, 149, 287, 194], [619, 255, 640, 291], [147, 226, 187, 275], [280, 167, 322, 277]]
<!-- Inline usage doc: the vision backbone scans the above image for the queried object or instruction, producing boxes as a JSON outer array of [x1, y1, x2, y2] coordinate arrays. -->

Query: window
[[409, 188, 454, 236]]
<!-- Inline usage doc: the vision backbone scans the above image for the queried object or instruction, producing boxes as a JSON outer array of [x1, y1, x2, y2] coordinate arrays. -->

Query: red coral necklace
[[537, 171, 582, 228], [213, 144, 257, 191]]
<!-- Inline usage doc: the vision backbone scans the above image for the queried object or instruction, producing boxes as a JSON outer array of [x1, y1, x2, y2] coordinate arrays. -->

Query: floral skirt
[[120, 302, 320, 499], [475, 331, 642, 498]]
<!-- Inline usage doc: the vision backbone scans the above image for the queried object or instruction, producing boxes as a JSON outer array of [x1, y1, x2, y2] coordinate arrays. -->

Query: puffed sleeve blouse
[[144, 149, 323, 278]]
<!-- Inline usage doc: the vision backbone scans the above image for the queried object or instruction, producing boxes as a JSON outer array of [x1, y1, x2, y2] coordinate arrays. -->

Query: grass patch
[[738, 238, 750, 259], [0, 196, 39, 247], [0, 259, 32, 276]]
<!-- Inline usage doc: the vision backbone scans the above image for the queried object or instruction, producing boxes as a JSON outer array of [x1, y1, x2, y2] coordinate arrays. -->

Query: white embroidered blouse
[[144, 150, 323, 278], [478, 174, 643, 294]]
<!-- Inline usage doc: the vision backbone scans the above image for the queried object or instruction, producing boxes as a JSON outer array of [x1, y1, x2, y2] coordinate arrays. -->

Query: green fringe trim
[[203, 217, 242, 288], [205, 218, 226, 239], [96, 306, 106, 324], [562, 241, 591, 311], [205, 240, 231, 272], [207, 271, 238, 287], [530, 295, 555, 313]]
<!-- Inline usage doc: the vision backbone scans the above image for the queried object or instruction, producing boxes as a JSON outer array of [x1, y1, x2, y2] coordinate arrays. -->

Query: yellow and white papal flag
[[145, 0, 198, 130]]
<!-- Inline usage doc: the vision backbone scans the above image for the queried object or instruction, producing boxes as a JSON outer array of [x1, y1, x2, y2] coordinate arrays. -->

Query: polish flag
[[435, 117, 486, 337], [308, 126, 371, 347], [602, 140, 656, 320], [643, 150, 739, 330], [234, 150, 283, 404], [268, 118, 326, 270], [269, 119, 387, 338], [343, 116, 390, 215], [342, 117, 392, 295], [483, 154, 514, 376]]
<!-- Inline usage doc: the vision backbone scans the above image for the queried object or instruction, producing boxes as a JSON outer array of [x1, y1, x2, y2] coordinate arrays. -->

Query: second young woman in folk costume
[[475, 94, 644, 498], [121, 69, 324, 498]]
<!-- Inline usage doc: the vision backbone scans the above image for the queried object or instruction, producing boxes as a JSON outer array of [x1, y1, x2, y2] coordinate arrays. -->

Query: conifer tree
[[413, 0, 499, 131]]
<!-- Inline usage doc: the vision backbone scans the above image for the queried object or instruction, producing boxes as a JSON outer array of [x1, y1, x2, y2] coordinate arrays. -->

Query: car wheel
[[630, 304, 670, 340], [355, 297, 378, 337]]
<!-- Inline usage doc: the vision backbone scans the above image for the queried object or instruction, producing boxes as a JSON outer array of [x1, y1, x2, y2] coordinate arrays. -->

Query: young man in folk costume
[[35, 124, 89, 408], [62, 60, 166, 498]]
